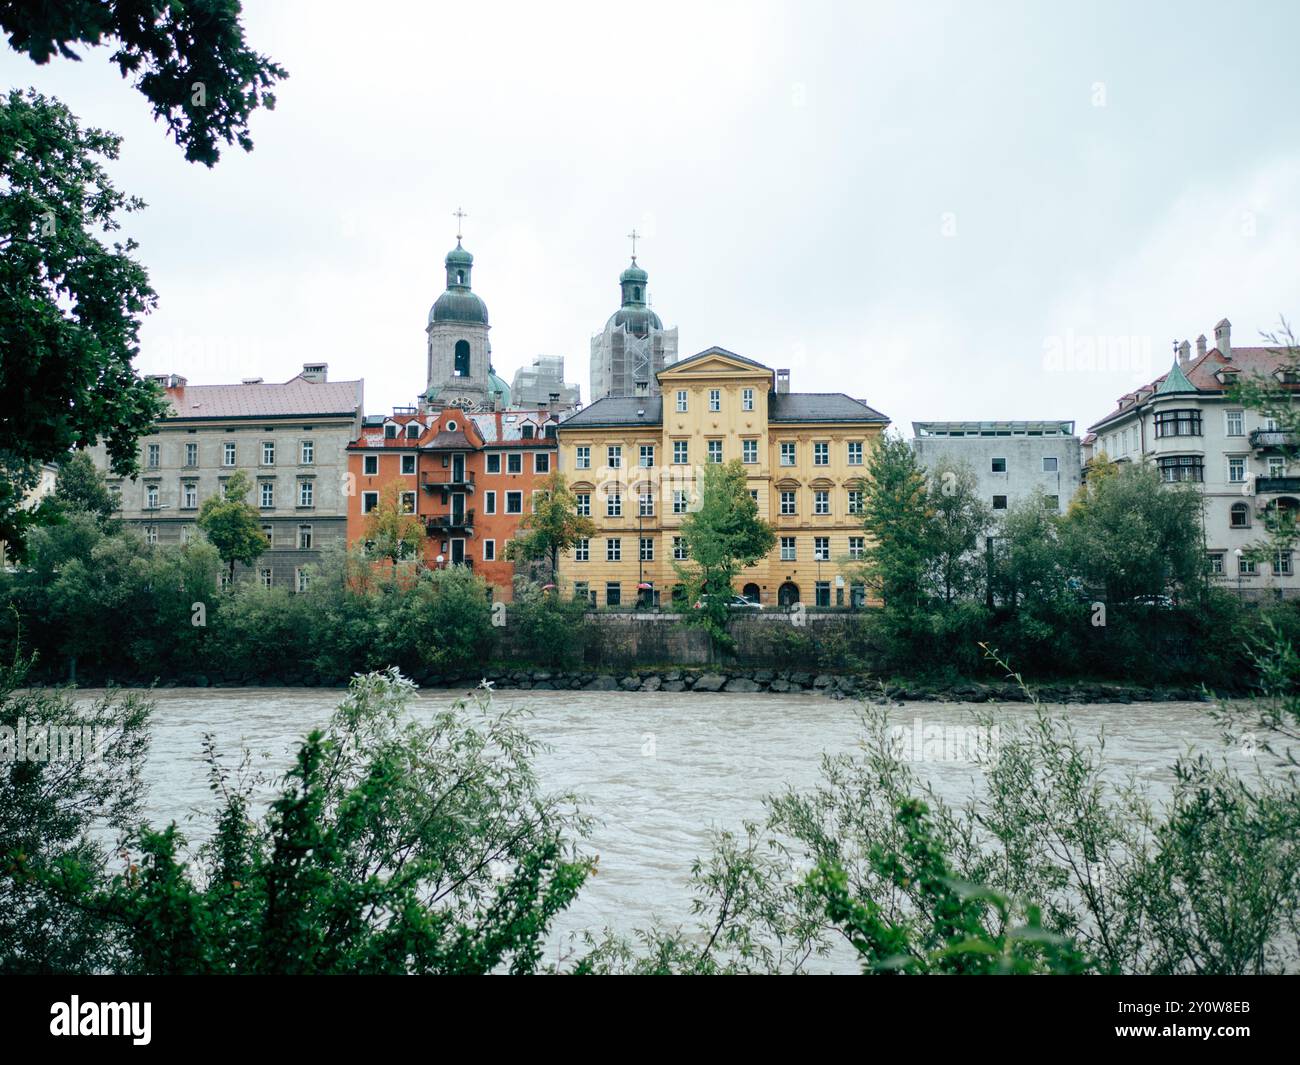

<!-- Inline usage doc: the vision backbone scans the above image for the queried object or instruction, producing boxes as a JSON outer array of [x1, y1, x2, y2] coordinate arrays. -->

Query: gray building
[[509, 355, 581, 410], [88, 364, 363, 588], [589, 255, 678, 401], [912, 420, 1081, 515]]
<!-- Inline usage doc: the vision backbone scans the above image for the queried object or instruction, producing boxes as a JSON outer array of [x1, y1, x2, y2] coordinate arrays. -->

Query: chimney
[[1178, 340, 1190, 368], [634, 379, 648, 397], [549, 390, 561, 407], [302, 362, 328, 382], [1196, 334, 1207, 359], [241, 377, 264, 385], [1214, 319, 1232, 359], [168, 374, 187, 389], [776, 369, 790, 394]]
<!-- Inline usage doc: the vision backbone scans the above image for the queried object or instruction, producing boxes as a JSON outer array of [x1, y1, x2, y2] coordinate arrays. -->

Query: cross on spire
[[453, 207, 468, 244], [627, 227, 640, 261]]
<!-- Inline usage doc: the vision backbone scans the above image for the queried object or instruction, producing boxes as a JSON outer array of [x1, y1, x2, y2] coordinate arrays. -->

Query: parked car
[[693, 594, 762, 611]]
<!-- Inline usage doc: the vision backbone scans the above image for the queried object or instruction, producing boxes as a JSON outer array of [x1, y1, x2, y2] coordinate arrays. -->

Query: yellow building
[[556, 347, 890, 608]]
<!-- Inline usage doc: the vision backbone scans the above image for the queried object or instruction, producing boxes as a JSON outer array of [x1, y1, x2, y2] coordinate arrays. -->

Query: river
[[77, 685, 1269, 972]]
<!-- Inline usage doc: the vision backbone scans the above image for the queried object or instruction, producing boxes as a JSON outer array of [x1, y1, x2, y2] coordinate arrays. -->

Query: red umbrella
[[636, 582, 652, 589], [541, 582, 556, 590]]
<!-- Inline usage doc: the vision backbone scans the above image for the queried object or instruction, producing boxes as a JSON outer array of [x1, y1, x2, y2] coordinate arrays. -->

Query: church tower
[[425, 215, 505, 410], [590, 233, 678, 401]]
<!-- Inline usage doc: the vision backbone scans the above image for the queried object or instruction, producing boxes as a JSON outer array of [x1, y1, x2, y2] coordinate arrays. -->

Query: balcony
[[1249, 429, 1298, 450], [1255, 476, 1300, 494], [422, 510, 475, 532], [420, 470, 475, 492]]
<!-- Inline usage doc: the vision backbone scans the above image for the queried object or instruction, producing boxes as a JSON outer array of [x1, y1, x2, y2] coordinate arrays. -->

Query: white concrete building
[[912, 420, 1082, 515], [1085, 319, 1300, 598]]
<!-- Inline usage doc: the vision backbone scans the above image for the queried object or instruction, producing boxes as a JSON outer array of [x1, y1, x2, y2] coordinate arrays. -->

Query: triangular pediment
[[658, 346, 773, 381]]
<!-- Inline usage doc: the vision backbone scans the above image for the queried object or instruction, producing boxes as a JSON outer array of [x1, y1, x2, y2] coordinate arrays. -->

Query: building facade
[[510, 355, 581, 410], [589, 256, 678, 401], [88, 365, 363, 588], [1086, 319, 1300, 597], [556, 347, 890, 608], [346, 406, 560, 600], [912, 420, 1081, 515]]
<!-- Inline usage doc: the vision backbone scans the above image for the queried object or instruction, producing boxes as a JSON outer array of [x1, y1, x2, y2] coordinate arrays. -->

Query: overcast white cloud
[[3, 0, 1297, 436]]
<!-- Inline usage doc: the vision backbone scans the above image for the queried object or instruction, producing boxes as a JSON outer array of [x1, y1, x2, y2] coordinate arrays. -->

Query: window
[[145, 525, 158, 546], [401, 454, 416, 475], [606, 490, 622, 517], [673, 490, 688, 514], [363, 455, 378, 476], [742, 388, 754, 411], [707, 440, 723, 464], [1239, 556, 1257, 576], [742, 439, 758, 464], [1157, 455, 1204, 483], [1275, 551, 1293, 576], [484, 490, 497, 515], [815, 581, 831, 607], [574, 538, 589, 562], [575, 446, 591, 470], [298, 524, 313, 549], [640, 537, 654, 561], [607, 445, 622, 469], [521, 424, 535, 440], [406, 423, 420, 439], [606, 538, 622, 562], [384, 423, 398, 439], [780, 491, 796, 515], [362, 491, 378, 514], [813, 442, 829, 466], [535, 452, 550, 474], [749, 489, 758, 503], [992, 495, 1008, 510], [301, 440, 314, 465], [676, 390, 687, 413], [506, 491, 523, 514], [487, 453, 501, 474], [847, 489, 863, 514], [575, 492, 590, 517], [453, 339, 470, 376], [1208, 552, 1224, 576], [709, 389, 720, 412], [182, 482, 197, 509], [507, 453, 523, 475], [814, 536, 830, 561], [298, 480, 313, 507], [262, 524, 273, 544], [1269, 456, 1286, 477], [1042, 456, 1058, 472], [991, 457, 1006, 473], [260, 482, 275, 508], [260, 568, 273, 588], [673, 536, 687, 560], [847, 441, 863, 465], [780, 536, 796, 561], [814, 490, 830, 515], [400, 491, 416, 514], [1228, 457, 1246, 483], [605, 582, 622, 607], [145, 483, 159, 509], [296, 568, 310, 593], [483, 539, 496, 562], [779, 442, 796, 466], [673, 440, 689, 464], [639, 491, 654, 517], [1045, 495, 1060, 511], [1226, 410, 1244, 437], [147, 444, 159, 469], [574, 580, 591, 604], [262, 441, 275, 465], [223, 442, 236, 466], [1230, 502, 1250, 528], [1154, 410, 1202, 438], [185, 442, 198, 467], [849, 536, 865, 560]]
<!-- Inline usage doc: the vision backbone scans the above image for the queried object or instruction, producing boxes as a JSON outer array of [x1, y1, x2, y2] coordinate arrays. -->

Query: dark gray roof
[[769, 392, 889, 423], [560, 396, 664, 428]]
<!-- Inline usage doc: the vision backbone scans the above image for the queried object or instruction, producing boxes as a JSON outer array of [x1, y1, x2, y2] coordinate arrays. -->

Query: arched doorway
[[742, 583, 760, 604], [777, 582, 800, 607]]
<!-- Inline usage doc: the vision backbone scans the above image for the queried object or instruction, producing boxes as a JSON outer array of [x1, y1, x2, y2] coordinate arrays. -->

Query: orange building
[[346, 406, 561, 600]]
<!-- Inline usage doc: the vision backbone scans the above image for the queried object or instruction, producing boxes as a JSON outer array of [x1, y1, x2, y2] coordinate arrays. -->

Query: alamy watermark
[[888, 717, 1001, 763], [0, 719, 106, 763]]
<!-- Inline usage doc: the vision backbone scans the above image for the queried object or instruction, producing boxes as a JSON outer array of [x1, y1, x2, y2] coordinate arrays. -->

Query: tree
[[0, 90, 170, 556], [674, 460, 775, 650], [857, 432, 933, 615], [53, 451, 119, 528], [2, 0, 286, 166], [363, 481, 424, 566], [925, 459, 991, 605], [1061, 463, 1205, 605], [196, 470, 264, 585], [504, 471, 596, 580]]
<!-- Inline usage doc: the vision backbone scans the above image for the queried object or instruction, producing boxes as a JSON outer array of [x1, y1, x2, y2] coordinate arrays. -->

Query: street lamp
[[1234, 547, 1243, 598]]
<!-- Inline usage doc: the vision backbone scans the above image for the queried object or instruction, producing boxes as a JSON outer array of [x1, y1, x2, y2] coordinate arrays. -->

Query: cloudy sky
[[4, 0, 1298, 436]]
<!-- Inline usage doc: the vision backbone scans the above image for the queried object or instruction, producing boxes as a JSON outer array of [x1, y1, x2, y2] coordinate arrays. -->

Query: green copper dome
[[620, 260, 648, 284], [429, 242, 489, 326], [488, 367, 511, 407]]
